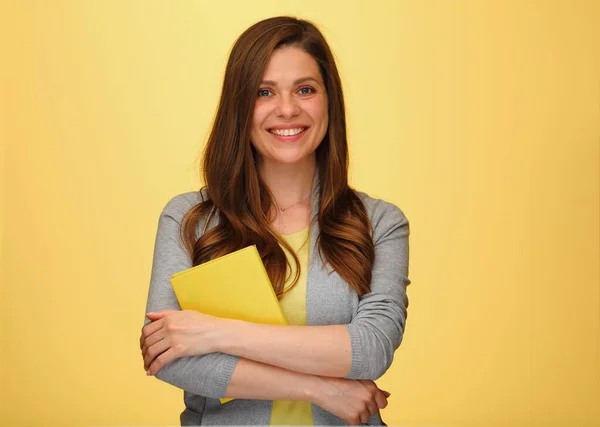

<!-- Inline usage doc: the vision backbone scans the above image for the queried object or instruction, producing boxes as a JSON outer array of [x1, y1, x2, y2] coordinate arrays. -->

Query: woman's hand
[[310, 377, 390, 425], [140, 310, 224, 375]]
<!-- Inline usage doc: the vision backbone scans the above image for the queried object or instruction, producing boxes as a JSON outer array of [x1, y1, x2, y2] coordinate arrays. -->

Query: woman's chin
[[260, 153, 316, 168]]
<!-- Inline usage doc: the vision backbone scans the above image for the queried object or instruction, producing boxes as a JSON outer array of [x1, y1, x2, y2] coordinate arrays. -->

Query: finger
[[346, 413, 362, 426], [146, 310, 177, 320], [142, 317, 165, 339], [147, 347, 177, 376], [374, 389, 388, 409], [141, 329, 165, 355], [355, 380, 377, 417], [363, 380, 390, 407], [346, 415, 360, 426], [144, 338, 170, 371], [357, 380, 378, 414], [359, 408, 370, 424], [139, 332, 144, 350], [366, 397, 378, 417]]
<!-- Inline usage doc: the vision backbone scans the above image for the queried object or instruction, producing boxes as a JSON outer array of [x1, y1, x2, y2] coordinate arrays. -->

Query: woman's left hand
[[140, 310, 224, 375]]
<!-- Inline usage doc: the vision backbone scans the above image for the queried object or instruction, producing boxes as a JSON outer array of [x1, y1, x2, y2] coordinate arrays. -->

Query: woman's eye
[[298, 87, 314, 95], [258, 89, 272, 97]]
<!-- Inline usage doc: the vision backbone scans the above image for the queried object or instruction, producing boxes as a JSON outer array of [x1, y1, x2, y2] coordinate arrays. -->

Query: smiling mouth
[[267, 127, 308, 136]]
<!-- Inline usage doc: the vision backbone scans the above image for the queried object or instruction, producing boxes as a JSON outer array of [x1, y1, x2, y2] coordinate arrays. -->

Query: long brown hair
[[181, 16, 375, 298]]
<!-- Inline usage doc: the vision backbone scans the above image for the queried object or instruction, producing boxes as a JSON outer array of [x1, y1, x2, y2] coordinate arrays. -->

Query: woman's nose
[[274, 95, 300, 118]]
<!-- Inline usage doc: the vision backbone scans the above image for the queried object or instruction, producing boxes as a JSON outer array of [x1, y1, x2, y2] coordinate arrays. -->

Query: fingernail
[[146, 370, 151, 376]]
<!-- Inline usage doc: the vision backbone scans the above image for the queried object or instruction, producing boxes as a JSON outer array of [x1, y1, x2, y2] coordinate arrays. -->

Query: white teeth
[[269, 127, 306, 136]]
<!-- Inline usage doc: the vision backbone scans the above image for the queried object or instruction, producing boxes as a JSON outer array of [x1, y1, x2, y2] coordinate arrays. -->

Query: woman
[[140, 16, 410, 426]]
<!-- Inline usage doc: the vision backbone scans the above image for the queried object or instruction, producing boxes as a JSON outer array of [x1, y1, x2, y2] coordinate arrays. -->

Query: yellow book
[[170, 245, 288, 325], [170, 245, 288, 404]]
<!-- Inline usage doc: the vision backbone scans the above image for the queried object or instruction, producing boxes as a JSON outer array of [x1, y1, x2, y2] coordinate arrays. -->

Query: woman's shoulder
[[354, 190, 410, 236], [160, 189, 209, 221]]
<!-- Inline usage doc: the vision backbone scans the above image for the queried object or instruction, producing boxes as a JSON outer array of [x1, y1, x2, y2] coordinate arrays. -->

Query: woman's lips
[[266, 126, 309, 142]]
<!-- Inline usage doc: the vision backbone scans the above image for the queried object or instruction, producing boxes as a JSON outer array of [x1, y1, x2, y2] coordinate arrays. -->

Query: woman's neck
[[258, 156, 316, 207]]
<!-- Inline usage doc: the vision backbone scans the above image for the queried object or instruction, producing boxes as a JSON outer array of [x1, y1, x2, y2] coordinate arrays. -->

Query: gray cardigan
[[144, 183, 410, 425]]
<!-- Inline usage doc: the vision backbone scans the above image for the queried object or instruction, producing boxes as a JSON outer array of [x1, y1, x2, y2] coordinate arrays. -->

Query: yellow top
[[269, 226, 314, 426]]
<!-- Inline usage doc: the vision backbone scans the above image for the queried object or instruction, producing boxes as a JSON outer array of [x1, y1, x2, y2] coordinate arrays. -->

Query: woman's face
[[250, 46, 329, 169]]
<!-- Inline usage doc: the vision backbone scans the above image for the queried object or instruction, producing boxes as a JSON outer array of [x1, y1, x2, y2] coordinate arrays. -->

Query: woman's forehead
[[261, 47, 324, 85]]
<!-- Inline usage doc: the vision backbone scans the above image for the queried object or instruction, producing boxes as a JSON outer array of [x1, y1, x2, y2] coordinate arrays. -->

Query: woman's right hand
[[310, 377, 390, 425]]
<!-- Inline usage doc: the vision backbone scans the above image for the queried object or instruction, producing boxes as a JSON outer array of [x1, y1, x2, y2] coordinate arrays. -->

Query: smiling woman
[[140, 16, 410, 426]]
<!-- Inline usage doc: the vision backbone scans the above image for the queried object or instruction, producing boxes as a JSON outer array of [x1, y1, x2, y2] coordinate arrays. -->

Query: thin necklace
[[276, 193, 311, 212]]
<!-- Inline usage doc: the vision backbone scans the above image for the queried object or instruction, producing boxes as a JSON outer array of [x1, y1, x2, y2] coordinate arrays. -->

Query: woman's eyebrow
[[260, 77, 320, 86]]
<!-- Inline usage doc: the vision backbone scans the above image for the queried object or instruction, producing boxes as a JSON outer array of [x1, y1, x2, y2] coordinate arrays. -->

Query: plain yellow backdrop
[[1, 1, 599, 426]]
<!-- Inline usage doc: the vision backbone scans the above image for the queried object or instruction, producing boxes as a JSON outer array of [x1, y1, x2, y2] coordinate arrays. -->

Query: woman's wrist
[[185, 312, 241, 355], [213, 317, 249, 354], [303, 375, 328, 406]]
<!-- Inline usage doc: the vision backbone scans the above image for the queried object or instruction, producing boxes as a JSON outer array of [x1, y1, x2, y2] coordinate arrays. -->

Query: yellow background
[[1, 1, 599, 426]]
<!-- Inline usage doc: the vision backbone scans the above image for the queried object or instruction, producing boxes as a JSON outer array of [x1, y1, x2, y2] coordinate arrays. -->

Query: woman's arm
[[142, 310, 351, 377], [219, 322, 352, 377], [226, 358, 390, 426]]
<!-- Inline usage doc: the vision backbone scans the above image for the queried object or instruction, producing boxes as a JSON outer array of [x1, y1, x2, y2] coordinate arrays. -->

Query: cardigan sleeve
[[143, 193, 239, 398], [345, 201, 410, 380]]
